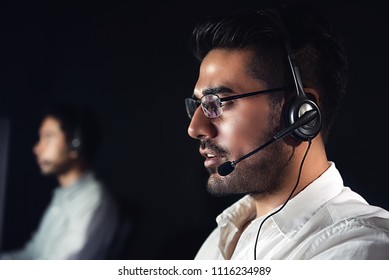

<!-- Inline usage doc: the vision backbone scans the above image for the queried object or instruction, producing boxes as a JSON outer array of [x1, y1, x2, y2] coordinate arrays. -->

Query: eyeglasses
[[185, 87, 287, 119]]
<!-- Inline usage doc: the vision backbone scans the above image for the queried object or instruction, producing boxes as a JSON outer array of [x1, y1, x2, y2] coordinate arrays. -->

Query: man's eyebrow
[[191, 86, 233, 99], [203, 86, 233, 95]]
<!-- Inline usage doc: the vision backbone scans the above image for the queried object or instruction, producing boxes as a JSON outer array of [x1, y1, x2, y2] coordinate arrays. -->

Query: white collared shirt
[[195, 162, 389, 260]]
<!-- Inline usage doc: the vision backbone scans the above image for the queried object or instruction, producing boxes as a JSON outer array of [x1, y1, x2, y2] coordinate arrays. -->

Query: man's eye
[[221, 100, 234, 107]]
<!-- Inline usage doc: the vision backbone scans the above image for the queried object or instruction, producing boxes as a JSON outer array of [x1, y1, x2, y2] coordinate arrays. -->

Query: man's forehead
[[40, 117, 61, 132]]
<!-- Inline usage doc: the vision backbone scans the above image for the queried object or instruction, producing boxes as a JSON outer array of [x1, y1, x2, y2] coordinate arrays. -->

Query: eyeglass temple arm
[[220, 87, 288, 102]]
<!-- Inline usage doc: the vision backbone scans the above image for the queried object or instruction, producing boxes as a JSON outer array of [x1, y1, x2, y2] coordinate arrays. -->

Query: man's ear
[[303, 87, 320, 106], [69, 150, 79, 160]]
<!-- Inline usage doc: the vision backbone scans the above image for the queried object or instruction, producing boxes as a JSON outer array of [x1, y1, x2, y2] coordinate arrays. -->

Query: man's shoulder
[[304, 203, 389, 259], [312, 193, 389, 242], [326, 188, 389, 223]]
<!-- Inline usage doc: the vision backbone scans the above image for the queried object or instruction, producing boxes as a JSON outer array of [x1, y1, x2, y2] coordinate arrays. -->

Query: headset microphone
[[217, 109, 318, 176]]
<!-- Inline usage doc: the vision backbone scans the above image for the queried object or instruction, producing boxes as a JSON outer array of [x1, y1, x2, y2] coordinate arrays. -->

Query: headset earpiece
[[287, 94, 322, 141], [69, 125, 82, 153], [70, 137, 82, 153]]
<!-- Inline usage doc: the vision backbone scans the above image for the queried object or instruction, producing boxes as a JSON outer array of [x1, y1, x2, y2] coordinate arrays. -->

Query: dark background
[[0, 0, 388, 259]]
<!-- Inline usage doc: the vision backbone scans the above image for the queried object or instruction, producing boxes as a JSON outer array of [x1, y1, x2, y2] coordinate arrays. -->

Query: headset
[[217, 9, 323, 177], [261, 8, 322, 141], [69, 124, 82, 154], [250, 8, 322, 259]]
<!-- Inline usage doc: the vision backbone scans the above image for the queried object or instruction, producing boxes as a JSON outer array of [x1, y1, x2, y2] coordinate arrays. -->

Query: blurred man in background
[[0, 103, 119, 259]]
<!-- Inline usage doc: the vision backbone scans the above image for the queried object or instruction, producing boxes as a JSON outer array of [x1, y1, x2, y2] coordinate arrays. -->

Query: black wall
[[0, 0, 388, 259]]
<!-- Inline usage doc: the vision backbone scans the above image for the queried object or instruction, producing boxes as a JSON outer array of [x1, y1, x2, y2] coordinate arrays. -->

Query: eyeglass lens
[[185, 95, 222, 119], [201, 95, 222, 118]]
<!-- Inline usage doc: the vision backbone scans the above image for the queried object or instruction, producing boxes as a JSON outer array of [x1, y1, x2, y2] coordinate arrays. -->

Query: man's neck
[[58, 167, 88, 188], [254, 140, 330, 218]]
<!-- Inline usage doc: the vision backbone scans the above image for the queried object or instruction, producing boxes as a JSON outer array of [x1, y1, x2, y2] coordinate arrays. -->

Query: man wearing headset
[[0, 103, 119, 259], [185, 5, 389, 259]]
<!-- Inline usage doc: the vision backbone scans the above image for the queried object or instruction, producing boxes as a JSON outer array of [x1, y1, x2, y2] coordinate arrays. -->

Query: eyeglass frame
[[185, 86, 289, 119]]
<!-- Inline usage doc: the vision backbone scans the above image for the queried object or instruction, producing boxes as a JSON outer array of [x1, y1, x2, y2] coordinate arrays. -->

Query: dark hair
[[190, 4, 348, 142], [43, 102, 101, 164]]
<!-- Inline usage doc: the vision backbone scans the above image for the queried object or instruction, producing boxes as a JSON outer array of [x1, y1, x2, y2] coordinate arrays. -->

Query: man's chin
[[207, 174, 233, 197], [39, 167, 55, 176]]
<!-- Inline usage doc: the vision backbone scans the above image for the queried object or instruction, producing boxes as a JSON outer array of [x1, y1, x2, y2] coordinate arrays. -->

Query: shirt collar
[[270, 161, 344, 238], [216, 195, 256, 258], [54, 171, 94, 200]]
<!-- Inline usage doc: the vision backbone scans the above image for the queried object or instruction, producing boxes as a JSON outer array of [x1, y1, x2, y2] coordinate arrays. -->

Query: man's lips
[[200, 149, 225, 170], [37, 159, 51, 167]]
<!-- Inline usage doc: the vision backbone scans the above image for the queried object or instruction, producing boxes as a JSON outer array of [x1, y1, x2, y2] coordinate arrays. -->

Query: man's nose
[[187, 106, 217, 140]]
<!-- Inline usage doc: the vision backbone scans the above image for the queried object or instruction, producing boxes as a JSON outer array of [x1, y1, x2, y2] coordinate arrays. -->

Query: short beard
[[206, 138, 293, 199], [40, 157, 76, 177]]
